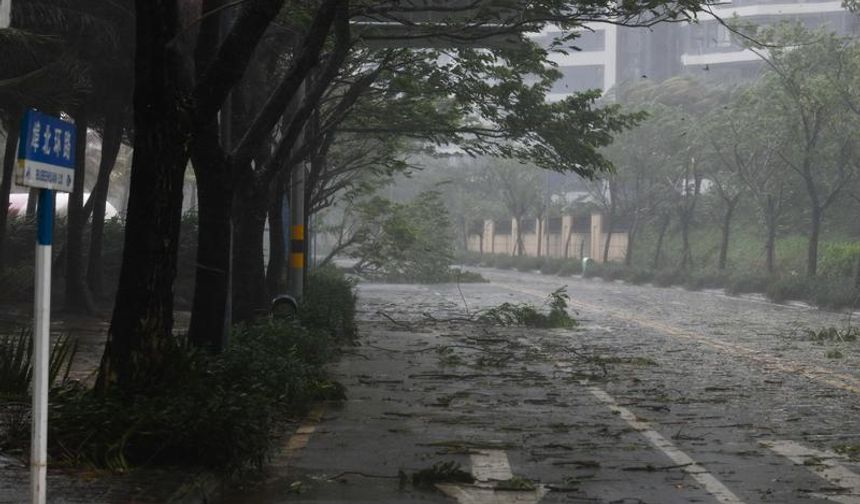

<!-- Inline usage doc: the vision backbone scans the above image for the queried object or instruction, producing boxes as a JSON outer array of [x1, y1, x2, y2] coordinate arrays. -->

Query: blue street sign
[[16, 109, 76, 192]]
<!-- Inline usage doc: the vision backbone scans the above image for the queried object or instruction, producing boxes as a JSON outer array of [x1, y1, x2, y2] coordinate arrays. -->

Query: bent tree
[[101, 0, 716, 392]]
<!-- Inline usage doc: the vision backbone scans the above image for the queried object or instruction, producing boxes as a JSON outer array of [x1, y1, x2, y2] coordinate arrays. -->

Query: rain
[[1, 1, 860, 503]]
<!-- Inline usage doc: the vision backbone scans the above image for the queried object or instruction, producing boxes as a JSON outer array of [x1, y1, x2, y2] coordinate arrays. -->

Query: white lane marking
[[764, 440, 860, 504], [588, 386, 746, 504], [471, 450, 513, 481], [436, 485, 548, 504], [437, 450, 547, 503]]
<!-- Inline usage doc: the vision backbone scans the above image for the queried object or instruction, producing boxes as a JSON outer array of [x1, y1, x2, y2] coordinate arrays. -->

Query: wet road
[[225, 267, 860, 504]]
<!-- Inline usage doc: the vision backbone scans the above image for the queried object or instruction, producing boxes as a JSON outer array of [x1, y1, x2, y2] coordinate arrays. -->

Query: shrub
[[557, 259, 582, 277], [493, 255, 515, 269], [726, 271, 770, 295], [300, 266, 357, 340], [684, 269, 728, 291], [41, 320, 343, 474], [455, 251, 483, 266], [540, 258, 564, 275], [515, 256, 542, 272], [622, 268, 654, 285], [654, 269, 685, 287], [0, 266, 34, 304], [350, 192, 455, 283], [449, 268, 488, 283], [0, 330, 77, 401], [766, 274, 811, 303], [599, 263, 627, 281], [810, 280, 860, 310], [478, 254, 496, 267], [818, 242, 860, 280], [582, 261, 602, 279]]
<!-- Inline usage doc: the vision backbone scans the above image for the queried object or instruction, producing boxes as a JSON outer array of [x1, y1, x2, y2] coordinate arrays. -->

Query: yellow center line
[[495, 282, 860, 395], [269, 404, 326, 470]]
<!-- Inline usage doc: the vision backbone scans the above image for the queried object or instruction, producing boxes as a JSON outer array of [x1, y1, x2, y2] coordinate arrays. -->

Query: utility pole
[[286, 83, 306, 300], [287, 160, 305, 299]]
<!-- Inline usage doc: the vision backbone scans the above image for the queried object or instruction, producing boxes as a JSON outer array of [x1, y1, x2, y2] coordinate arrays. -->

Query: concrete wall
[[466, 212, 628, 263]]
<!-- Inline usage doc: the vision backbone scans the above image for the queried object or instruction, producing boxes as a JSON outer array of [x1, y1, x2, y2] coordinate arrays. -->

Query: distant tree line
[[599, 23, 860, 281]]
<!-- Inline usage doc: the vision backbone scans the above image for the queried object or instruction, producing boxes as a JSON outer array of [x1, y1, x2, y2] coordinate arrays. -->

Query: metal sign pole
[[16, 108, 76, 504], [31, 188, 52, 504]]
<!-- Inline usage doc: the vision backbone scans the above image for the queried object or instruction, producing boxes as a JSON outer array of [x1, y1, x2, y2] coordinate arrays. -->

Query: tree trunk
[[679, 210, 693, 270], [536, 218, 543, 257], [514, 216, 524, 256], [717, 201, 736, 271], [0, 116, 20, 272], [232, 176, 269, 324], [65, 111, 96, 314], [765, 222, 777, 275], [97, 1, 193, 392], [462, 218, 469, 253], [563, 226, 573, 259], [86, 112, 123, 297], [602, 199, 616, 263], [26, 187, 38, 218], [653, 214, 670, 270], [265, 177, 286, 296], [807, 205, 821, 277], [624, 218, 638, 267], [187, 119, 232, 352]]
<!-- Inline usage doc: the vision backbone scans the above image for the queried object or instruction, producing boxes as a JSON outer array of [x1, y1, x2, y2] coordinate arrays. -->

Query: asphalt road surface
[[225, 267, 860, 504]]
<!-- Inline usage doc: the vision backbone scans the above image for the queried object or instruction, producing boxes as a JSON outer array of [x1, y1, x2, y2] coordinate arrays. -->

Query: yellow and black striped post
[[289, 224, 305, 270], [287, 161, 305, 299]]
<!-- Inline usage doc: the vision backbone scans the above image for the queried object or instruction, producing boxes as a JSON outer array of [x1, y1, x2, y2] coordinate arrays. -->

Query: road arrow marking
[[764, 440, 860, 504], [436, 450, 547, 503]]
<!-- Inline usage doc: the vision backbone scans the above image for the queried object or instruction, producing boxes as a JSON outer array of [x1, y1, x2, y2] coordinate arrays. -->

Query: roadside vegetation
[[0, 267, 356, 475], [331, 191, 487, 284], [462, 248, 860, 311], [442, 24, 860, 314]]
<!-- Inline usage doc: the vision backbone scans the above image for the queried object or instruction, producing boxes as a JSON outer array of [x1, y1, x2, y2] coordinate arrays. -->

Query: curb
[[166, 472, 222, 504]]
